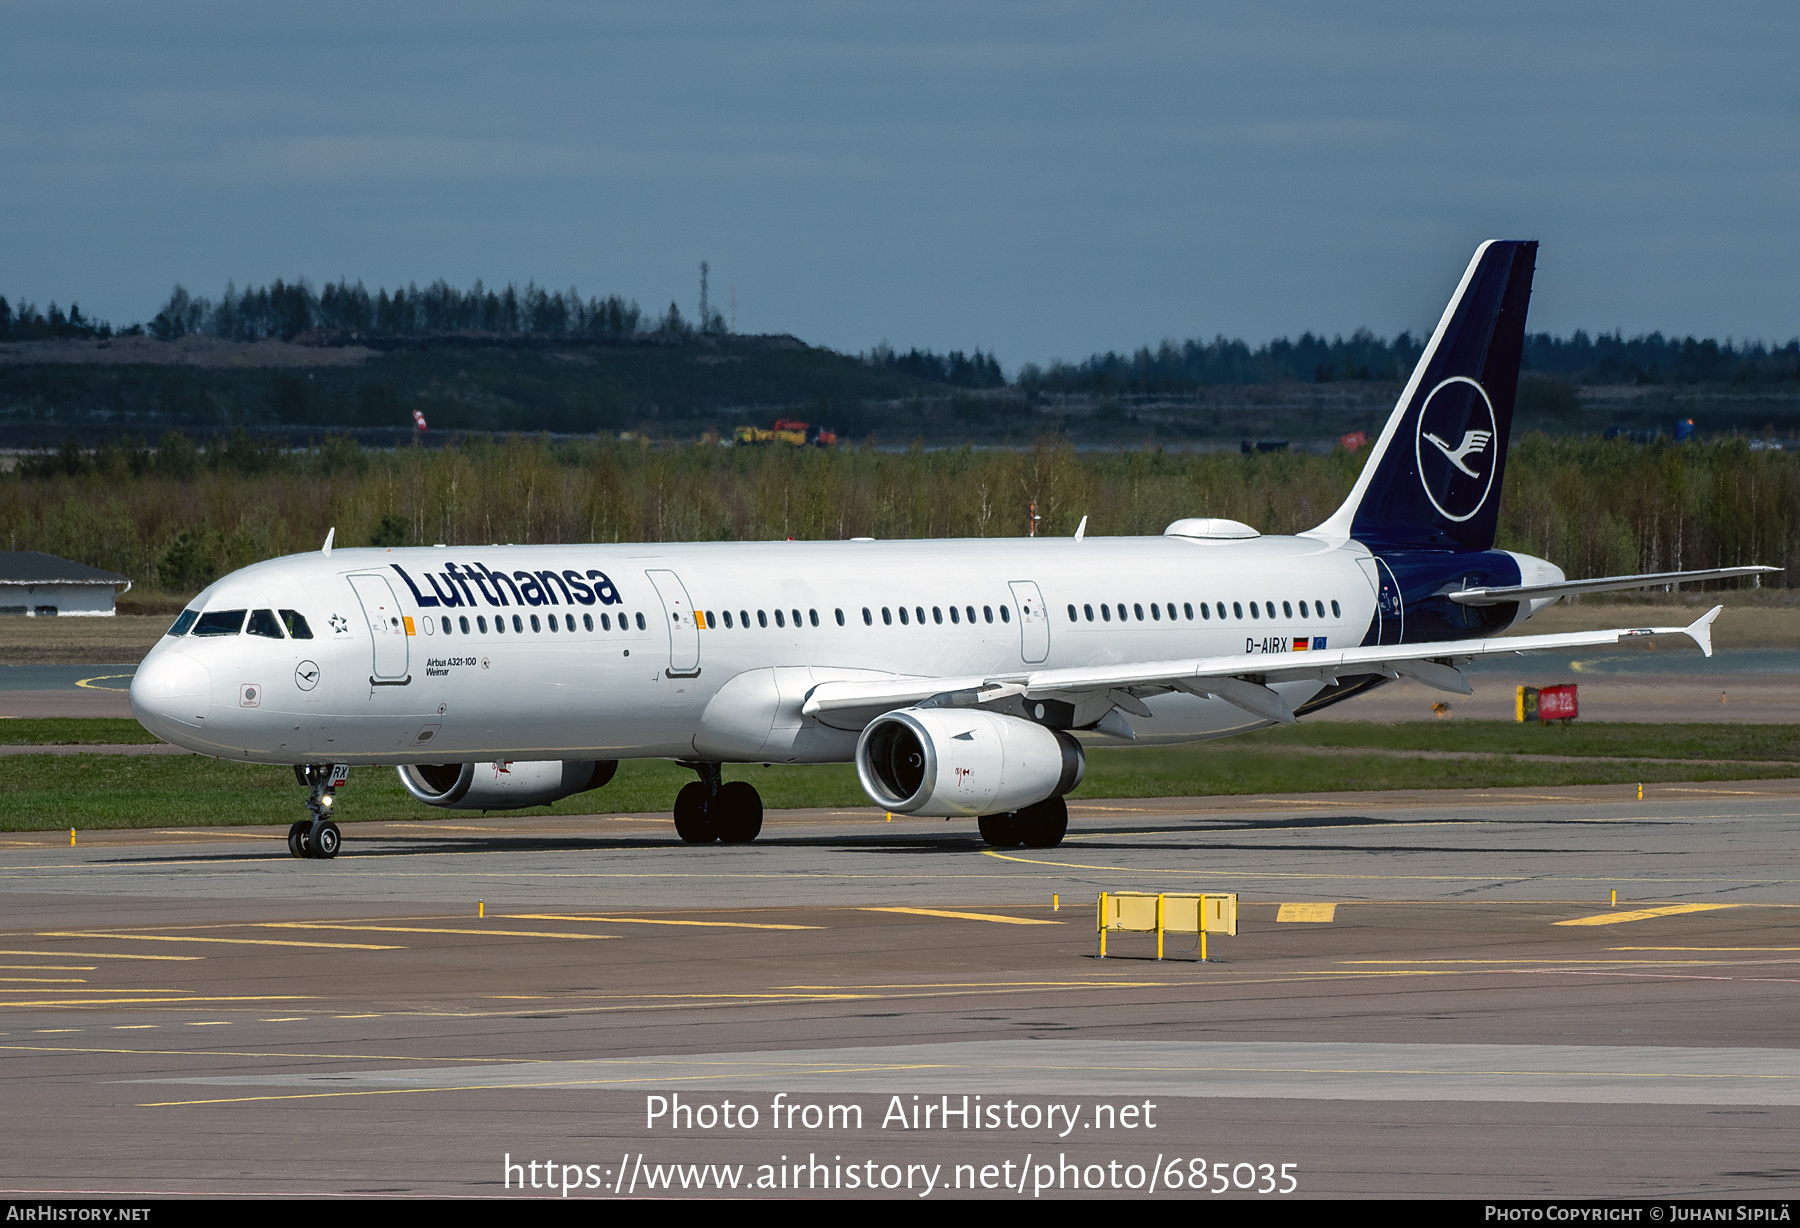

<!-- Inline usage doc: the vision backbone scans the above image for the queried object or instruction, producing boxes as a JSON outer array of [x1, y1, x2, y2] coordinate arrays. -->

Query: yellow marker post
[[478, 901, 485, 919], [1611, 890, 1617, 907], [1155, 894, 1165, 960], [1052, 893, 1060, 913], [70, 829, 75, 847], [1096, 891, 1108, 958], [1637, 783, 1644, 801]]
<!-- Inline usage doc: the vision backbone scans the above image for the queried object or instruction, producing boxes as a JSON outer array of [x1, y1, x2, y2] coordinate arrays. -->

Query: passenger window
[[459, 616, 470, 634], [1133, 603, 1144, 621], [1066, 604, 1076, 621], [914, 606, 925, 624], [1083, 604, 1094, 622], [583, 614, 593, 631], [758, 610, 768, 628], [1101, 604, 1111, 622], [1249, 603, 1259, 619], [1330, 600, 1341, 619], [598, 613, 609, 631], [951, 606, 962, 624], [1199, 603, 1210, 620], [246, 609, 284, 639], [793, 609, 803, 627], [982, 606, 993, 624], [1150, 604, 1161, 621], [835, 608, 845, 626], [862, 607, 872, 625], [1113, 604, 1124, 621], [965, 606, 976, 623], [723, 610, 733, 628], [1167, 603, 1177, 620], [898, 607, 909, 626], [881, 607, 892, 625], [167, 609, 199, 636], [1297, 602, 1307, 619], [808, 609, 818, 627], [530, 614, 541, 632], [192, 609, 247, 637], [1000, 606, 1010, 623], [479, 615, 490, 633], [932, 607, 943, 625], [1183, 603, 1193, 620], [775, 610, 786, 628], [513, 614, 524, 633], [1283, 601, 1293, 618], [1233, 602, 1243, 619]]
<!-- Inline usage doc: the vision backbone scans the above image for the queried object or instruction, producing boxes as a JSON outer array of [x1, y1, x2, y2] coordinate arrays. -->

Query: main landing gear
[[978, 796, 1068, 849], [289, 764, 344, 859], [672, 762, 763, 845]]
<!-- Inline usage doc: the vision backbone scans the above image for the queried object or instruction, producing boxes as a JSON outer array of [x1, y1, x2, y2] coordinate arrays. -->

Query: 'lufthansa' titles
[[390, 562, 623, 610]]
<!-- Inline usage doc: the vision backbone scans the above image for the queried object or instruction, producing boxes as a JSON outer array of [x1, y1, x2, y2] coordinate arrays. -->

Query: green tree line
[[1, 433, 1791, 598]]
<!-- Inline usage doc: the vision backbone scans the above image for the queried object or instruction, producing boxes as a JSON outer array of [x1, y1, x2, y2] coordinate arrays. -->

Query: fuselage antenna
[[322, 527, 335, 557], [1074, 515, 1088, 542]]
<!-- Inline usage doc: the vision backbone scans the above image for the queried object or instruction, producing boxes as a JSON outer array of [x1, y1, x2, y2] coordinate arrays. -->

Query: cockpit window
[[246, 609, 285, 639], [167, 609, 199, 636], [192, 609, 247, 637], [280, 609, 314, 640]]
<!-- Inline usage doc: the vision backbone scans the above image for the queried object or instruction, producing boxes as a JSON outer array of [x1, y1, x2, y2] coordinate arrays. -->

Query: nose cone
[[130, 650, 212, 743]]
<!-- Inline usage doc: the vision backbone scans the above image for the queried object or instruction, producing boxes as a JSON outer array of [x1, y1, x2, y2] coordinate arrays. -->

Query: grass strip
[[3, 747, 1795, 832]]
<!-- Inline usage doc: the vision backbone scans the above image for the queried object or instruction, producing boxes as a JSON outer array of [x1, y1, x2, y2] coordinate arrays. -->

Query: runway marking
[[186, 1021, 231, 1027], [4, 996, 313, 1007], [1341, 959, 1792, 967], [112, 1025, 157, 1030], [0, 965, 98, 971], [861, 907, 1062, 926], [485, 992, 876, 1002], [135, 1063, 953, 1108], [1555, 905, 1735, 927], [75, 673, 134, 691], [504, 914, 821, 931], [1277, 903, 1338, 923], [0, 949, 200, 962], [256, 923, 614, 941], [0, 977, 86, 983], [38, 932, 403, 950], [0, 1043, 539, 1063], [1613, 947, 1800, 952], [776, 981, 1171, 990]]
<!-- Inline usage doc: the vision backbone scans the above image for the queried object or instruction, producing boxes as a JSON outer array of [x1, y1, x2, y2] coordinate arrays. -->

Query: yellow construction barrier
[[1096, 891, 1237, 961]]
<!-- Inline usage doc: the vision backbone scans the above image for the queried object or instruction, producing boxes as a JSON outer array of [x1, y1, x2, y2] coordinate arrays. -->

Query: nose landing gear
[[290, 764, 346, 859], [672, 762, 763, 845]]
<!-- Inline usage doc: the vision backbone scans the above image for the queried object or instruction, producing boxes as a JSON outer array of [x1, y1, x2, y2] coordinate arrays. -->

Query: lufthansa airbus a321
[[129, 242, 1775, 858]]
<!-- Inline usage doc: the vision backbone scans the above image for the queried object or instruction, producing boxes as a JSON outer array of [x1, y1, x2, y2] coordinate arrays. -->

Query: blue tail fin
[[1311, 240, 1537, 551]]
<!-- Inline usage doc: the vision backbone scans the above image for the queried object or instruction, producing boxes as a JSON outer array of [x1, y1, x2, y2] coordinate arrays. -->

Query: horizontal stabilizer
[[1449, 566, 1779, 606]]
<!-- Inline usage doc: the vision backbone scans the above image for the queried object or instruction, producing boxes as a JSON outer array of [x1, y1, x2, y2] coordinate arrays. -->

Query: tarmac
[[4, 781, 1800, 1199]]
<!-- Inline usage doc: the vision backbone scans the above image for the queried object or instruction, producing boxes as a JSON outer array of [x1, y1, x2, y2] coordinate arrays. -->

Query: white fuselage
[[130, 532, 1385, 766]]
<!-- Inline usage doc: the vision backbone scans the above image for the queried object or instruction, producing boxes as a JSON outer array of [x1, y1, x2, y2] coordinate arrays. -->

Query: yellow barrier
[[1096, 891, 1237, 961]]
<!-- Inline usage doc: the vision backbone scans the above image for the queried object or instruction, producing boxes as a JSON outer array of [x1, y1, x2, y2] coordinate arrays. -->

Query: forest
[[2, 432, 1791, 603]]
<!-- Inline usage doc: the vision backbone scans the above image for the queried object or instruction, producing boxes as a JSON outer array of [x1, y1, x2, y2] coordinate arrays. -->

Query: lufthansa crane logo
[[1414, 375, 1498, 522]]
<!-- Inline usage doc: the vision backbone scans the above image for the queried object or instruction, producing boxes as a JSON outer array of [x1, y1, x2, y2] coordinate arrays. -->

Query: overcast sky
[[2, 1, 1794, 368]]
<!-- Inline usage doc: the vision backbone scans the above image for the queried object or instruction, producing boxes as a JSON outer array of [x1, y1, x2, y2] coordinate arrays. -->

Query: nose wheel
[[290, 764, 345, 859]]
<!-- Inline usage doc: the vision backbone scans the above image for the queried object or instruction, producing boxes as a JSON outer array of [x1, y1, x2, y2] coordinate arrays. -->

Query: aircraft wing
[[801, 606, 1722, 727]]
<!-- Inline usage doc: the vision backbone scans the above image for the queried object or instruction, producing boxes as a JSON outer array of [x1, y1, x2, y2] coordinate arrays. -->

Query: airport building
[[0, 551, 131, 616]]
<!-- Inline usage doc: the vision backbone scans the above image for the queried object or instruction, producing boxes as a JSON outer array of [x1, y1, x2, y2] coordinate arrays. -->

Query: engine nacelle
[[855, 708, 1084, 817], [397, 760, 618, 811]]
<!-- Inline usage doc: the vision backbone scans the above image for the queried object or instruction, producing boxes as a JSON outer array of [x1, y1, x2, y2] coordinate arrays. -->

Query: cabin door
[[646, 569, 701, 676], [348, 574, 411, 681], [1008, 580, 1051, 664]]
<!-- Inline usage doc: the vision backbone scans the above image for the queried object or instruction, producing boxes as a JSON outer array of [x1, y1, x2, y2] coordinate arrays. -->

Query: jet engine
[[397, 760, 618, 811], [855, 708, 1084, 817]]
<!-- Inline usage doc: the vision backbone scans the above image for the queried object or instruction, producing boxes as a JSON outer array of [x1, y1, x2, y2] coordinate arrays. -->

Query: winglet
[[1074, 515, 1087, 542], [1684, 605, 1722, 658], [322, 527, 335, 557]]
